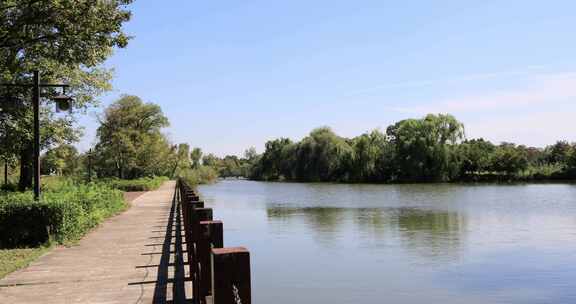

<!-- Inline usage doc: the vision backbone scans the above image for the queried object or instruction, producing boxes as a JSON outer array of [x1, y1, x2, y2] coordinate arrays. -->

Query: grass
[[0, 244, 51, 279]]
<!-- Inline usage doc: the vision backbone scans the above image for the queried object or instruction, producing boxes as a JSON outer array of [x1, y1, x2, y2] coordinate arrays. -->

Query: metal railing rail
[[176, 179, 251, 304]]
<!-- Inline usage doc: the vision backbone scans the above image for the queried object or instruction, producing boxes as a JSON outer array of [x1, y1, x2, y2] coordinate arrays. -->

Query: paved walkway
[[0, 181, 192, 304]]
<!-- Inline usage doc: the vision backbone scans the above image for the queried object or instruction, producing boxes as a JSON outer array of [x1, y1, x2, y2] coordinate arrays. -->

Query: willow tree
[[348, 129, 393, 182], [257, 138, 293, 180], [387, 114, 465, 181], [0, 0, 133, 189], [294, 127, 353, 182], [93, 95, 171, 179]]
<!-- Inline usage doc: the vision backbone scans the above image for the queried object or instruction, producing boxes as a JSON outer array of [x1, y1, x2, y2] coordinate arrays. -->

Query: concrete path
[[0, 181, 192, 304]]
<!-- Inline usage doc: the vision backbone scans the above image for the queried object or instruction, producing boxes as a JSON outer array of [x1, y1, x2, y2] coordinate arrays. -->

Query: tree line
[[246, 114, 576, 183]]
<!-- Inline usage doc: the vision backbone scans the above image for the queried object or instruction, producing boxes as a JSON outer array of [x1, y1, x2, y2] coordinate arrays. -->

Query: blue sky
[[78, 0, 576, 156]]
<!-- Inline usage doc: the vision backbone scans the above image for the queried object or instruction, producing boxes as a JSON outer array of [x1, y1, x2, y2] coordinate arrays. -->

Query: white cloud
[[393, 72, 576, 114]]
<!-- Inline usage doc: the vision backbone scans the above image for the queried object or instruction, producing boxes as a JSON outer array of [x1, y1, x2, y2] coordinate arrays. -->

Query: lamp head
[[53, 95, 73, 113]]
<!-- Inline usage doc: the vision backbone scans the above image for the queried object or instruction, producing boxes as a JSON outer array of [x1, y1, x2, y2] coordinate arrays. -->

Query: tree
[[244, 147, 258, 162], [567, 144, 576, 175], [257, 138, 293, 180], [545, 141, 573, 165], [202, 153, 221, 168], [190, 147, 203, 169], [349, 130, 391, 182], [490, 143, 529, 176], [169, 143, 190, 178], [220, 155, 242, 177], [293, 127, 353, 182], [458, 138, 495, 176], [0, 0, 133, 189], [40, 144, 78, 176], [387, 114, 464, 181], [93, 95, 171, 179]]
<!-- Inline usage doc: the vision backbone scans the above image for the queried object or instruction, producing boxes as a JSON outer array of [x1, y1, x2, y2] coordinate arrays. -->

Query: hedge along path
[[0, 180, 190, 303]]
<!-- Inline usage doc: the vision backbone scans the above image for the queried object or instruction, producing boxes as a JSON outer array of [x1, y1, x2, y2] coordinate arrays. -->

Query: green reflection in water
[[267, 206, 466, 260]]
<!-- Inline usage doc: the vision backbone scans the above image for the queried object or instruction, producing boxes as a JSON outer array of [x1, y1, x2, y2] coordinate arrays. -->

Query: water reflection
[[267, 206, 467, 261], [201, 181, 576, 304]]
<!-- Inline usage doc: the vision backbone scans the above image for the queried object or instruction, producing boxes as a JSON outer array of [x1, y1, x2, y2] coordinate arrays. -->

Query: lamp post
[[3, 159, 7, 186], [87, 148, 92, 183], [1, 70, 72, 200]]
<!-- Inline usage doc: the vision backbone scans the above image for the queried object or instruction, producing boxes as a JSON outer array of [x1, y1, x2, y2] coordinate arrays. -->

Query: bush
[[98, 176, 169, 191], [0, 183, 125, 248], [179, 166, 218, 185]]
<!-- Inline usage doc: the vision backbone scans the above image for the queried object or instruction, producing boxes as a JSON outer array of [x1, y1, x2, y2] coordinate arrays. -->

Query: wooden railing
[[177, 179, 251, 304]]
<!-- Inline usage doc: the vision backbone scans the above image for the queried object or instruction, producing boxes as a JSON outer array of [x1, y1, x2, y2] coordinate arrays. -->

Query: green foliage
[[190, 147, 203, 169], [246, 114, 576, 183], [0, 183, 126, 248], [251, 138, 293, 180], [40, 144, 79, 176], [171, 143, 191, 178], [98, 176, 168, 192], [0, 0, 134, 189], [348, 130, 394, 182], [293, 127, 353, 182], [458, 138, 495, 177], [93, 95, 173, 179], [490, 143, 529, 176], [179, 167, 218, 185], [387, 114, 464, 181]]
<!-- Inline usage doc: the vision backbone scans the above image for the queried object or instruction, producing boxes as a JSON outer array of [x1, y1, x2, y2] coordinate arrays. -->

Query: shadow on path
[[131, 189, 192, 304]]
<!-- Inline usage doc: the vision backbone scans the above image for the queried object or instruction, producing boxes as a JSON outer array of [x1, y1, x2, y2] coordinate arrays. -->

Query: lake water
[[198, 180, 576, 304]]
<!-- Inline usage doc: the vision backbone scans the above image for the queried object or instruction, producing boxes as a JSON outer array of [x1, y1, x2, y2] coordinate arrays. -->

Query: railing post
[[211, 247, 251, 304], [200, 220, 223, 248], [198, 220, 224, 298], [195, 208, 213, 222]]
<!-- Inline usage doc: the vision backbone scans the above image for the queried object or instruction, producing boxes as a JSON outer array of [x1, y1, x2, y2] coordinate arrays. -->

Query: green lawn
[[0, 245, 51, 279]]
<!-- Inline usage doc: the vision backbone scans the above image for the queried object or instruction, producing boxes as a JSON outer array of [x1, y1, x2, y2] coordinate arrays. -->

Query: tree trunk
[[18, 145, 33, 190]]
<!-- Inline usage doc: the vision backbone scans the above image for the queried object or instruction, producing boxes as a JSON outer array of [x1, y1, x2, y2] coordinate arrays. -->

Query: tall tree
[[258, 138, 293, 180], [387, 114, 464, 181], [93, 95, 170, 179], [349, 130, 391, 182], [0, 0, 133, 189], [170, 143, 190, 178], [190, 147, 203, 169], [294, 127, 353, 182]]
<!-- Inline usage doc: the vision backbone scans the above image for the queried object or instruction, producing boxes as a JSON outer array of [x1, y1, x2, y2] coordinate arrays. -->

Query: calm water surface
[[198, 180, 576, 304]]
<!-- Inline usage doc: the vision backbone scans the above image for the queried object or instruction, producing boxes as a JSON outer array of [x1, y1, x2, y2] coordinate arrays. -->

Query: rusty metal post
[[198, 220, 224, 298], [190, 201, 204, 208], [200, 220, 223, 248], [186, 206, 213, 298], [195, 208, 213, 222], [187, 194, 200, 201], [211, 247, 251, 304]]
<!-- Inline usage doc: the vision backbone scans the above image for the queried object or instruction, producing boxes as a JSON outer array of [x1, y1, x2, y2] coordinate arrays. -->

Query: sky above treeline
[[78, 0, 576, 157]]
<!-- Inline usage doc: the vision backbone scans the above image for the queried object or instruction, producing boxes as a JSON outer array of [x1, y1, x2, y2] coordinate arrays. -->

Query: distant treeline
[[237, 114, 576, 183]]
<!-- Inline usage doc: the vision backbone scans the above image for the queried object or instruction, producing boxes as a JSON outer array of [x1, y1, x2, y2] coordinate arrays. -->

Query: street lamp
[[1, 70, 73, 200]]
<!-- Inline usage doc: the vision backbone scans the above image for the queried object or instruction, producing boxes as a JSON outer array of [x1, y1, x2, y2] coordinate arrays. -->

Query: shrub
[[98, 176, 169, 191], [179, 166, 218, 185], [0, 184, 125, 248]]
